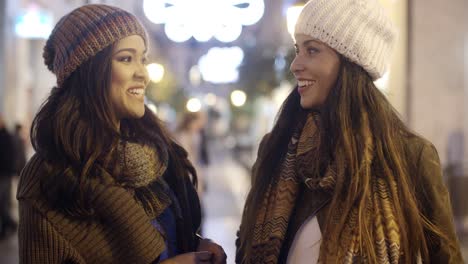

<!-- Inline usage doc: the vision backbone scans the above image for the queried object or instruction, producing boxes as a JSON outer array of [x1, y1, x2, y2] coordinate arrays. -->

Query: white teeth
[[297, 80, 315, 87], [128, 88, 144, 95]]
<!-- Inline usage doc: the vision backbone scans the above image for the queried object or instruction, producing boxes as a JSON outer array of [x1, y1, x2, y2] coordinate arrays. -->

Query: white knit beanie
[[294, 0, 397, 80]]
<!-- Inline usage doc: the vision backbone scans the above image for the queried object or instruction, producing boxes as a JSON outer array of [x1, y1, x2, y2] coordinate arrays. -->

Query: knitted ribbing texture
[[294, 0, 397, 80], [43, 4, 148, 87]]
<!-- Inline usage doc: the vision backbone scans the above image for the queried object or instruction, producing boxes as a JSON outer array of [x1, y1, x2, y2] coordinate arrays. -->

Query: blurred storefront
[[409, 0, 468, 228]]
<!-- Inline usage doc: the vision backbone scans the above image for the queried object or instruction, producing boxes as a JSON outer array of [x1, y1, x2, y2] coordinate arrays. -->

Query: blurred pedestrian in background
[[175, 111, 210, 235], [0, 114, 17, 239], [236, 0, 463, 263], [12, 123, 27, 176], [176, 111, 209, 195], [16, 4, 226, 264]]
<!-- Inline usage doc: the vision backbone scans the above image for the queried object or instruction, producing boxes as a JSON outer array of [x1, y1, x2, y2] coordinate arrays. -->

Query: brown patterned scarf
[[250, 113, 401, 263], [109, 140, 175, 220]]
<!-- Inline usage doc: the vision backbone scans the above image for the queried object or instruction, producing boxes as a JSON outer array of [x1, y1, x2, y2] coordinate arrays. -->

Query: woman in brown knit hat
[[17, 4, 226, 264], [236, 0, 463, 263]]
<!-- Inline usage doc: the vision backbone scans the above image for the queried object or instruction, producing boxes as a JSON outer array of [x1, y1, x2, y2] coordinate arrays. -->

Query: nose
[[290, 55, 304, 76], [135, 62, 149, 85]]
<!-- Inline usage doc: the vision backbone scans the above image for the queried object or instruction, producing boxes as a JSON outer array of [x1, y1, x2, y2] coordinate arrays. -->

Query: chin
[[300, 97, 325, 110], [136, 109, 146, 118], [129, 108, 146, 119], [300, 100, 315, 109]]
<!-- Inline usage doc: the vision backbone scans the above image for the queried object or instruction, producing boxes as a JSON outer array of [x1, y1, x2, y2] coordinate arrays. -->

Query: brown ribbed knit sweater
[[17, 154, 198, 264]]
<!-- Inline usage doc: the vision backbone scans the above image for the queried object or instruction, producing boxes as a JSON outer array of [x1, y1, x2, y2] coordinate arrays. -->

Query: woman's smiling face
[[109, 35, 149, 124], [290, 34, 341, 109]]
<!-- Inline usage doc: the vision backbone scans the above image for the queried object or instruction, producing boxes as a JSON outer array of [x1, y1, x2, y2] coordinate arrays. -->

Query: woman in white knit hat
[[236, 0, 464, 263]]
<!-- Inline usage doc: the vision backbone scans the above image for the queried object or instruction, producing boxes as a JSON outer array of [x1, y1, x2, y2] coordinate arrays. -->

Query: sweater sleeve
[[18, 201, 85, 264], [416, 143, 464, 263]]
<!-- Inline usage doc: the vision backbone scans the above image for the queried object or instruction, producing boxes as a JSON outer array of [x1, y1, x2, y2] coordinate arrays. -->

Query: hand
[[160, 251, 213, 264], [197, 238, 227, 264]]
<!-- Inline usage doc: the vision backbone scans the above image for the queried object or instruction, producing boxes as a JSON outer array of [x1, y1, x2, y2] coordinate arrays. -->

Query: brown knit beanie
[[43, 4, 148, 87]]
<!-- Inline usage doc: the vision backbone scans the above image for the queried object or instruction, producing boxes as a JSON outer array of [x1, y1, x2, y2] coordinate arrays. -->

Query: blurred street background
[[1, 0, 468, 263]]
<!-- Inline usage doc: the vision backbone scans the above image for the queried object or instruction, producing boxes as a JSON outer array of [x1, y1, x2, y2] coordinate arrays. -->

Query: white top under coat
[[286, 215, 322, 264]]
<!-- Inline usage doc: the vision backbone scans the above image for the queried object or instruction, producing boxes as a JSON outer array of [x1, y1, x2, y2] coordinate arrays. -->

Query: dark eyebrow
[[113, 48, 148, 56], [294, 39, 322, 48]]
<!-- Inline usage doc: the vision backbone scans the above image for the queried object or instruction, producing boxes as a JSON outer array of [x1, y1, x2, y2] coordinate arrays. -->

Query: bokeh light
[[186, 97, 202, 112], [286, 5, 304, 37], [143, 0, 265, 43], [147, 63, 165, 83], [230, 90, 247, 107]]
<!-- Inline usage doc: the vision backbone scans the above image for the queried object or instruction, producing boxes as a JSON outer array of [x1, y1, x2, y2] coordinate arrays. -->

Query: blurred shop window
[[15, 6, 53, 39]]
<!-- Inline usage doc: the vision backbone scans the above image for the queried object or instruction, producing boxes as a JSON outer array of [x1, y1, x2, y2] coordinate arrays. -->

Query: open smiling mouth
[[297, 80, 316, 94], [128, 88, 145, 99]]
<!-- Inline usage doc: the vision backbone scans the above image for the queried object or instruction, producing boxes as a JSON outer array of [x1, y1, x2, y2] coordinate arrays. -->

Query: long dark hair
[[31, 45, 198, 250], [239, 58, 452, 263]]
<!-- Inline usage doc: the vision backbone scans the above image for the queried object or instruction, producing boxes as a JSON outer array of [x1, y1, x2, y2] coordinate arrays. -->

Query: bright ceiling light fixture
[[143, 0, 265, 43], [198, 47, 244, 84]]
